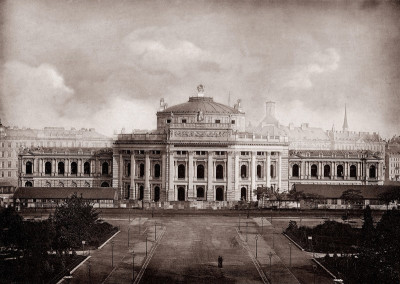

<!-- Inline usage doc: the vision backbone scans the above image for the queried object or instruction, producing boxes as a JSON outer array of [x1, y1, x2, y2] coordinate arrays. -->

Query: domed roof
[[160, 96, 242, 114]]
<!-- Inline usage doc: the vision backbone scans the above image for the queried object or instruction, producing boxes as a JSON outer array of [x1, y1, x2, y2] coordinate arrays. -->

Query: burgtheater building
[[113, 85, 289, 203]]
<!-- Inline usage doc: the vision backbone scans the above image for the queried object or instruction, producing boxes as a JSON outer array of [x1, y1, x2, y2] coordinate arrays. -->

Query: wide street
[[57, 210, 338, 284]]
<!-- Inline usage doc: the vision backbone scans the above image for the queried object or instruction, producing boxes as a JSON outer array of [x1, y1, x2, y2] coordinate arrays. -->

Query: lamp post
[[82, 240, 86, 256], [130, 249, 135, 281], [247, 201, 250, 218], [313, 265, 317, 284], [128, 227, 130, 247], [129, 207, 131, 223], [154, 221, 157, 241], [111, 240, 114, 267], [246, 221, 248, 242], [268, 252, 273, 279], [289, 242, 292, 268], [239, 214, 241, 231], [87, 260, 92, 284], [261, 217, 264, 234], [255, 235, 258, 259], [272, 231, 275, 249], [145, 234, 148, 257], [139, 216, 141, 234]]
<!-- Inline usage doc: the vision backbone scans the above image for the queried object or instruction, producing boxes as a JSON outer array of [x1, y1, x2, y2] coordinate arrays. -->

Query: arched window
[[216, 187, 224, 201], [197, 187, 204, 198], [154, 164, 161, 178], [241, 187, 247, 201], [127, 162, 131, 177], [369, 165, 376, 178], [45, 162, 52, 175], [324, 165, 330, 178], [26, 161, 32, 174], [101, 181, 109, 187], [197, 165, 205, 179], [216, 165, 223, 179], [71, 162, 77, 175], [102, 162, 109, 175], [139, 163, 144, 177], [241, 165, 247, 178], [178, 187, 185, 201], [311, 164, 318, 177], [125, 184, 130, 199], [350, 165, 357, 178], [178, 164, 185, 179], [257, 165, 262, 178], [58, 162, 65, 175], [139, 185, 144, 200], [25, 181, 33, 187], [84, 162, 90, 175], [270, 165, 275, 178], [337, 165, 344, 177], [292, 164, 299, 177], [154, 186, 160, 202]]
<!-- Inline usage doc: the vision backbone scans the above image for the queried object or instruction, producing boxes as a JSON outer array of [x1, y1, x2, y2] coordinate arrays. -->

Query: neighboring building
[[0, 119, 112, 187], [288, 150, 384, 188], [254, 102, 385, 189], [386, 136, 400, 182], [0, 181, 16, 207], [112, 85, 289, 203], [18, 147, 113, 188]]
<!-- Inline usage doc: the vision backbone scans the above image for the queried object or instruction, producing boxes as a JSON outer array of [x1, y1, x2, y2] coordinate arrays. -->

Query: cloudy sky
[[1, 0, 399, 138]]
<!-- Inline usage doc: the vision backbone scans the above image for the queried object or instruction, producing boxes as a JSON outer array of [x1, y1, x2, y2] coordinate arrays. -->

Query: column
[[38, 158, 42, 175], [278, 152, 282, 191], [130, 153, 135, 199], [251, 151, 256, 200], [188, 151, 193, 200], [161, 152, 166, 200], [145, 152, 150, 201], [119, 154, 123, 198], [266, 152, 271, 187], [168, 151, 174, 201], [207, 152, 213, 200], [90, 160, 95, 176], [227, 151, 233, 201], [234, 152, 239, 200], [300, 161, 304, 179], [344, 162, 348, 180], [318, 162, 322, 179], [52, 159, 56, 176]]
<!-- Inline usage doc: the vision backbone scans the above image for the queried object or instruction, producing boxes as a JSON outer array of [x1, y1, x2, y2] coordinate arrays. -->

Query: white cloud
[[286, 48, 340, 89], [2, 61, 74, 127]]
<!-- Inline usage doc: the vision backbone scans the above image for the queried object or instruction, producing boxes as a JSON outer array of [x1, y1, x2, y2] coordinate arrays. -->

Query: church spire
[[342, 104, 349, 132]]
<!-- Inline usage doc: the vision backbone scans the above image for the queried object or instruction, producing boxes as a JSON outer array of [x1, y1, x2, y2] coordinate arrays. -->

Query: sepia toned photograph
[[1, 0, 400, 283]]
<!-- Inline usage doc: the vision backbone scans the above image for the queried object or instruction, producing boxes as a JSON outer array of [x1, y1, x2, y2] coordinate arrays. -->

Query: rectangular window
[[166, 119, 171, 124], [8, 161, 11, 168], [196, 151, 206, 155], [8, 171, 11, 177], [215, 119, 221, 123], [257, 152, 264, 156], [241, 151, 249, 156], [215, 151, 225, 155], [152, 150, 161, 155], [231, 120, 235, 124], [182, 119, 187, 123], [1, 172, 3, 177]]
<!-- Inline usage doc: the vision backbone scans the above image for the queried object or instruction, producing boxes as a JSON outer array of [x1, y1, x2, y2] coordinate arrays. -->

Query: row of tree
[[0, 194, 116, 283]]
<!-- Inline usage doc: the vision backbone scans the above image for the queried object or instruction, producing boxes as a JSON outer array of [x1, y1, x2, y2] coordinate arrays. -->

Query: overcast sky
[[1, 0, 399, 138]]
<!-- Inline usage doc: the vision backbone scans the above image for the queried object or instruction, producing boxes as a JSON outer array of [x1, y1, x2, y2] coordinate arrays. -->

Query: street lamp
[[255, 235, 258, 259], [313, 265, 317, 284], [289, 242, 292, 268], [247, 201, 250, 218], [139, 216, 141, 234], [261, 217, 264, 234], [128, 227, 130, 247], [154, 221, 157, 241], [82, 240, 86, 256], [239, 214, 241, 231], [145, 234, 148, 257], [130, 249, 135, 281], [268, 252, 273, 278], [87, 259, 92, 284], [111, 240, 115, 267], [246, 221, 248, 242], [272, 230, 275, 249]]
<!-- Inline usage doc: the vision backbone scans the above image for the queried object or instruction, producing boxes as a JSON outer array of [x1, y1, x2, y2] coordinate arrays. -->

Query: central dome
[[161, 96, 242, 114]]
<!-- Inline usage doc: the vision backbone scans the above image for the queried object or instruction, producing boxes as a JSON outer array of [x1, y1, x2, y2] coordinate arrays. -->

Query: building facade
[[386, 136, 400, 182], [0, 120, 112, 186], [113, 86, 289, 202]]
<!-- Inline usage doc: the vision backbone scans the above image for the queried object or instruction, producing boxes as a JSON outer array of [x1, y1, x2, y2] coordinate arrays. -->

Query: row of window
[[0, 161, 14, 168], [24, 181, 110, 187], [291, 164, 377, 178], [1, 171, 12, 177], [25, 161, 110, 175]]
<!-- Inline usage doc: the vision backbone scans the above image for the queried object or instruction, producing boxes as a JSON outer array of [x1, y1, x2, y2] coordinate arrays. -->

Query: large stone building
[[112, 86, 289, 203], [386, 136, 400, 182], [253, 101, 385, 188]]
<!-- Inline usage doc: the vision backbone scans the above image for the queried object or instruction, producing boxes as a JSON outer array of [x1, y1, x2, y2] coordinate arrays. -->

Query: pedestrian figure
[[218, 256, 223, 268]]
